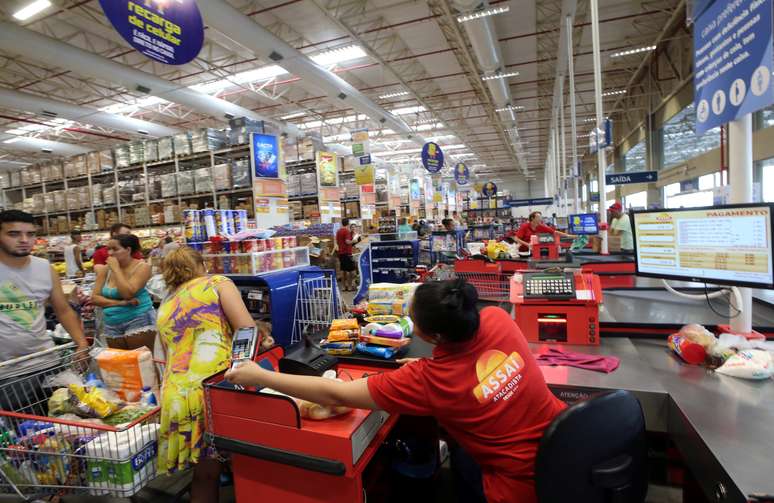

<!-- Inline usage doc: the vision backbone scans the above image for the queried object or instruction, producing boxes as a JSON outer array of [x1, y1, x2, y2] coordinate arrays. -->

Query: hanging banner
[[473, 182, 483, 193], [253, 178, 287, 198], [354, 155, 375, 185], [409, 179, 421, 201], [694, 0, 774, 134], [454, 162, 470, 185], [316, 151, 338, 187], [421, 142, 445, 173], [350, 129, 370, 157], [481, 181, 498, 198], [99, 0, 204, 65], [250, 133, 280, 179]]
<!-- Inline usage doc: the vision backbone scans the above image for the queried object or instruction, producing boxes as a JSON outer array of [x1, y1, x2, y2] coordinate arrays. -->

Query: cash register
[[511, 270, 603, 345], [531, 232, 561, 260]]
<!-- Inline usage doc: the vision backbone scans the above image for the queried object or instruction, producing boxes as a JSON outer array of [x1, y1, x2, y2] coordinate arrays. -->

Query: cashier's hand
[[225, 359, 263, 386], [395, 357, 422, 365]]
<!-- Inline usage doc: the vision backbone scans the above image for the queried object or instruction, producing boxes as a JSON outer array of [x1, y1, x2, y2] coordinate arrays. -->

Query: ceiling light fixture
[[379, 90, 410, 99], [482, 71, 519, 81], [280, 111, 306, 120], [390, 105, 426, 116], [13, 0, 51, 20], [457, 4, 510, 23], [609, 45, 656, 58], [311, 45, 367, 66], [495, 105, 524, 113], [602, 89, 627, 97]]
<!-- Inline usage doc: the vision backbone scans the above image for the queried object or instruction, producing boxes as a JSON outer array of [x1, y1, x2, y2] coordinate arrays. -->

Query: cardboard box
[[160, 173, 177, 198], [173, 133, 192, 156], [158, 137, 174, 160], [232, 160, 250, 188], [177, 171, 194, 195], [144, 140, 158, 163], [194, 167, 213, 194], [212, 163, 231, 191], [607, 234, 622, 253], [114, 145, 130, 168]]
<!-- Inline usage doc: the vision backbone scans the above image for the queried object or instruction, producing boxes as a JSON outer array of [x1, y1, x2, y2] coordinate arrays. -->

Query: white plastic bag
[[715, 350, 773, 380]]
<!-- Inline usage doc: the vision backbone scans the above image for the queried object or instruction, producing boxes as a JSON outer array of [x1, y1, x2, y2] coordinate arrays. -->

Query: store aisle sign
[[454, 162, 470, 185], [250, 133, 279, 179], [351, 129, 370, 157], [605, 171, 658, 185], [421, 142, 445, 173], [481, 182, 497, 198], [316, 151, 338, 187], [589, 119, 612, 154], [694, 0, 774, 134], [99, 0, 204, 65]]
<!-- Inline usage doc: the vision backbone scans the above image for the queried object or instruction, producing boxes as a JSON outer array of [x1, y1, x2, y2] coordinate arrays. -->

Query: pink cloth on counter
[[535, 348, 620, 373]]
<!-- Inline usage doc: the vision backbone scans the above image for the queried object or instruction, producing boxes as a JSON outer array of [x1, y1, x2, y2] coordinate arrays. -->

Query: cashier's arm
[[225, 362, 379, 410]]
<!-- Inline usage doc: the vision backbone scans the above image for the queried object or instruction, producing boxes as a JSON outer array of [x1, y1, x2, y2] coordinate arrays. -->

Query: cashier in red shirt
[[92, 223, 143, 265], [226, 279, 566, 503], [509, 211, 575, 252]]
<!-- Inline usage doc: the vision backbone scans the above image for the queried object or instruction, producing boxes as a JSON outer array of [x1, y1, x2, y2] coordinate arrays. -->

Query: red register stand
[[204, 347, 397, 502], [511, 271, 603, 345]]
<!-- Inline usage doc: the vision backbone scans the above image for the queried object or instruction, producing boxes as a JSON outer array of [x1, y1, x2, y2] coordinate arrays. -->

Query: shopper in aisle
[[64, 230, 84, 278], [91, 234, 156, 351], [161, 236, 180, 257], [91, 223, 142, 265], [156, 246, 255, 503], [226, 278, 565, 503], [607, 202, 634, 252], [398, 217, 413, 234], [510, 211, 576, 252], [0, 210, 88, 409], [336, 218, 361, 291]]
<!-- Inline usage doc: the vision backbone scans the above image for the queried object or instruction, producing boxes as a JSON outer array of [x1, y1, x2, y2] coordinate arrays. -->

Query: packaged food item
[[94, 347, 159, 402], [366, 301, 409, 316], [677, 324, 717, 349], [319, 340, 356, 356], [356, 343, 399, 359], [668, 334, 707, 365], [330, 319, 359, 331], [327, 329, 359, 342], [84, 423, 159, 496], [67, 385, 123, 418], [364, 315, 400, 324], [715, 350, 773, 380], [358, 334, 412, 348], [103, 404, 155, 426]]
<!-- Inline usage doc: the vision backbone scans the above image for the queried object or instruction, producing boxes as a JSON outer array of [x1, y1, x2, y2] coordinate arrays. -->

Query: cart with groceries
[[0, 343, 161, 502]]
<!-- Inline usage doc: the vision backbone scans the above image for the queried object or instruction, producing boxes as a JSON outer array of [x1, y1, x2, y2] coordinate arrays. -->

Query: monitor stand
[[715, 324, 766, 341]]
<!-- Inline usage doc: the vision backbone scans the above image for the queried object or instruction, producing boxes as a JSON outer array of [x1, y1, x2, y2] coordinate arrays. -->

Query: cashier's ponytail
[[412, 279, 479, 343]]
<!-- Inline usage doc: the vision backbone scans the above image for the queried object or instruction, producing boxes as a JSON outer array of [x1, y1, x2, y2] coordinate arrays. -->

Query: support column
[[728, 114, 753, 333], [590, 0, 608, 253]]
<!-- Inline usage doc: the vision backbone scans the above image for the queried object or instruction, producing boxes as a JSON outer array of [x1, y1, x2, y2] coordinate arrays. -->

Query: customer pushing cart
[[0, 343, 160, 502]]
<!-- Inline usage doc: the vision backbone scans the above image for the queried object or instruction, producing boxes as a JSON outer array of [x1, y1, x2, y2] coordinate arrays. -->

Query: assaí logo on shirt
[[0, 281, 40, 330], [473, 350, 525, 403]]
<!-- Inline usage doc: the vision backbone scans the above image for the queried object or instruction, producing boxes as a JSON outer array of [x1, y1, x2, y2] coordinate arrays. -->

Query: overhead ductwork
[[0, 133, 90, 156], [452, 0, 526, 174], [0, 159, 29, 172], [197, 0, 420, 144], [0, 87, 180, 138], [0, 21, 301, 137]]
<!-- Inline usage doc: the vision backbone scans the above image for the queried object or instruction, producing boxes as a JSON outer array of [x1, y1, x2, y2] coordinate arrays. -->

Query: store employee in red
[[226, 279, 566, 503], [510, 211, 575, 252], [92, 223, 143, 265]]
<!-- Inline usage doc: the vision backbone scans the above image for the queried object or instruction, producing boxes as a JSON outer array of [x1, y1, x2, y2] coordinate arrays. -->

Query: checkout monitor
[[569, 213, 599, 235], [630, 203, 774, 289]]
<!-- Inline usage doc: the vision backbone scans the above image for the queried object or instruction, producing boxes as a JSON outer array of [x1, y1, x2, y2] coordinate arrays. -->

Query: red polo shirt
[[335, 227, 353, 256], [367, 307, 566, 503], [513, 222, 555, 251]]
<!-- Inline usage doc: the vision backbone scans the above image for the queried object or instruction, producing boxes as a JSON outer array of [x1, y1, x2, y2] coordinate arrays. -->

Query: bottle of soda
[[140, 386, 157, 407]]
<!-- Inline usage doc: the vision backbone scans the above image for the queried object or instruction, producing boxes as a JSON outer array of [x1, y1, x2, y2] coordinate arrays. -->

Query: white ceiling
[[0, 0, 680, 190]]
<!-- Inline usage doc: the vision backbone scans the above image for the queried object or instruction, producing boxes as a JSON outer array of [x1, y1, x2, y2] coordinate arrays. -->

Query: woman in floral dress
[[156, 247, 255, 503]]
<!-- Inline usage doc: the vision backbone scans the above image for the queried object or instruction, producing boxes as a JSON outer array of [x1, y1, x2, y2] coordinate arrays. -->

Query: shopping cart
[[291, 269, 345, 344], [414, 263, 456, 283], [0, 343, 161, 502], [453, 258, 512, 302]]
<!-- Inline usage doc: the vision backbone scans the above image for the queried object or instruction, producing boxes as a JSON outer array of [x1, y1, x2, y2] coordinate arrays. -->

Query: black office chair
[[535, 390, 648, 503]]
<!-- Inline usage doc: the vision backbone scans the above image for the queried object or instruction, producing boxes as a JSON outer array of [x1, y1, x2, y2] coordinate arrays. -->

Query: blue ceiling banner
[[509, 197, 554, 207], [454, 162, 470, 185], [99, 0, 204, 65], [605, 170, 658, 185], [421, 142, 445, 173], [250, 133, 279, 178], [693, 0, 774, 134], [481, 181, 497, 198]]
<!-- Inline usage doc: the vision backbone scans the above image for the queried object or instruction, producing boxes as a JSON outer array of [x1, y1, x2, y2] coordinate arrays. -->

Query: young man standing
[[92, 223, 142, 265], [64, 230, 84, 277], [607, 202, 634, 252], [0, 210, 88, 408], [336, 218, 362, 292]]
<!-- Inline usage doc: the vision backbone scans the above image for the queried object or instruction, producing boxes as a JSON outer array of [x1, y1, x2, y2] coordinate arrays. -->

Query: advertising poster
[[316, 151, 339, 187], [351, 129, 370, 157], [409, 179, 421, 201], [454, 162, 470, 185], [421, 142, 445, 173], [99, 0, 203, 65], [355, 155, 375, 185], [482, 181, 498, 198], [250, 133, 280, 179]]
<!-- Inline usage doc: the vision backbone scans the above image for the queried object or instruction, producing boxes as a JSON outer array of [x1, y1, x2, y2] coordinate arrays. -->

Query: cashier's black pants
[[450, 444, 487, 503]]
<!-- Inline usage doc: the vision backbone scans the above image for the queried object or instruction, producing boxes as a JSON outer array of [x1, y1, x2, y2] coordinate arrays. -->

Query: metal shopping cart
[[0, 343, 161, 502], [453, 257, 512, 302], [291, 269, 345, 345]]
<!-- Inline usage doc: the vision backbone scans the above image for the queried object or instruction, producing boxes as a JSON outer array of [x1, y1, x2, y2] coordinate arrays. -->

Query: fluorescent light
[[495, 105, 524, 113], [5, 118, 74, 136], [443, 144, 468, 151], [390, 106, 426, 116], [13, 0, 51, 20], [457, 4, 510, 23], [281, 111, 306, 120], [189, 65, 288, 94], [311, 45, 367, 66], [379, 90, 409, 99], [323, 133, 351, 143], [609, 45, 656, 58], [482, 71, 519, 81], [602, 89, 627, 97], [99, 96, 168, 114]]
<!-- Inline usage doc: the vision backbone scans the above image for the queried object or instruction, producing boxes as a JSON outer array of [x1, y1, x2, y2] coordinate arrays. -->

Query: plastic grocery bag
[[93, 347, 159, 402], [715, 350, 773, 380]]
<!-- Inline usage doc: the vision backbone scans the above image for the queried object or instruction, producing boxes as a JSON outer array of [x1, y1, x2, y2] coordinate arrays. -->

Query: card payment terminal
[[231, 326, 259, 367]]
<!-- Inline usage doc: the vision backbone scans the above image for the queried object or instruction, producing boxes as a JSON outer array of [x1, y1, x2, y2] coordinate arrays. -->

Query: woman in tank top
[[92, 234, 156, 352]]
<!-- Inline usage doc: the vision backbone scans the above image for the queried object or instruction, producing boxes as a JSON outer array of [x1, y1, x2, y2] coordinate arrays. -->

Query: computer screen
[[631, 203, 774, 289], [569, 213, 599, 235]]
